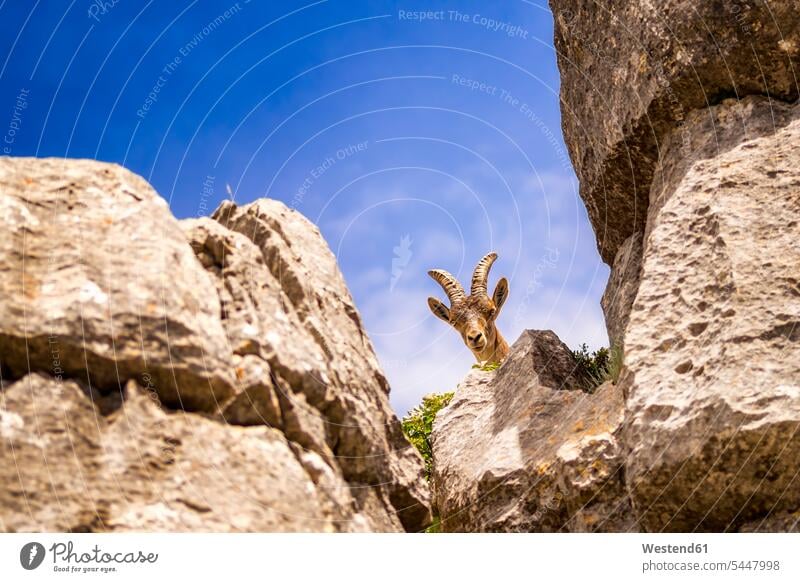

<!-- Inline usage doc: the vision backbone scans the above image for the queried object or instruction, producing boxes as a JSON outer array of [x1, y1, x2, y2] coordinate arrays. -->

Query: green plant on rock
[[573, 343, 608, 385], [471, 361, 501, 372], [424, 516, 441, 534], [573, 343, 624, 389], [401, 392, 454, 481]]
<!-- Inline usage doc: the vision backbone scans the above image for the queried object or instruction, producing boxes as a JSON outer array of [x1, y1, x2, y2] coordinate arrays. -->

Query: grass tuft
[[573, 343, 624, 390]]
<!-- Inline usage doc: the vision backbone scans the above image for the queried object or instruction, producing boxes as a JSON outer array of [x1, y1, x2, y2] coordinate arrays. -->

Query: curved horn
[[471, 252, 498, 296], [428, 269, 465, 304]]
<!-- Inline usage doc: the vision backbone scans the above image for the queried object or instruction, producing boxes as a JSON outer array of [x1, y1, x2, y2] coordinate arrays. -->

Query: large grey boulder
[[431, 330, 631, 532], [0, 157, 234, 411], [550, 0, 800, 263], [0, 158, 430, 532], [621, 96, 800, 531]]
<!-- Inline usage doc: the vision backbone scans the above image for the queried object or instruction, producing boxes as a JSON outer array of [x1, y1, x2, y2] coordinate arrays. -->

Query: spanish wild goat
[[427, 252, 509, 365]]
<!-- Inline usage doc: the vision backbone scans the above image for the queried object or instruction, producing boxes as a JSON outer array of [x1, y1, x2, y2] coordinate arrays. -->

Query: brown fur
[[427, 253, 510, 365]]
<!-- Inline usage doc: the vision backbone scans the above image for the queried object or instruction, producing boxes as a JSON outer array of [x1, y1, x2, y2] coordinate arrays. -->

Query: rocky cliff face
[[431, 4, 800, 532], [551, 0, 799, 264], [0, 157, 430, 532], [620, 96, 800, 531]]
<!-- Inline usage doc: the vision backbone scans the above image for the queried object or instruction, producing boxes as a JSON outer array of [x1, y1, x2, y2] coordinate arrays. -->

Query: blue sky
[[0, 0, 609, 414]]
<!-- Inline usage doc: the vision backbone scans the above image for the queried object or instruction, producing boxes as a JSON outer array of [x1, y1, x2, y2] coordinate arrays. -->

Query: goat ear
[[427, 297, 451, 323], [492, 277, 509, 314]]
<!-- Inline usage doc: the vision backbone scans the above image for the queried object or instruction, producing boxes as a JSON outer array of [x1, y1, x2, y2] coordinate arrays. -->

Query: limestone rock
[[621, 96, 800, 531], [431, 330, 631, 532], [0, 374, 107, 532], [739, 511, 800, 533], [208, 200, 431, 531], [0, 157, 234, 411], [102, 381, 373, 532], [0, 158, 430, 532], [0, 375, 390, 532], [549, 0, 800, 533], [221, 354, 283, 428], [181, 217, 327, 380], [601, 231, 642, 350], [550, 0, 800, 262]]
